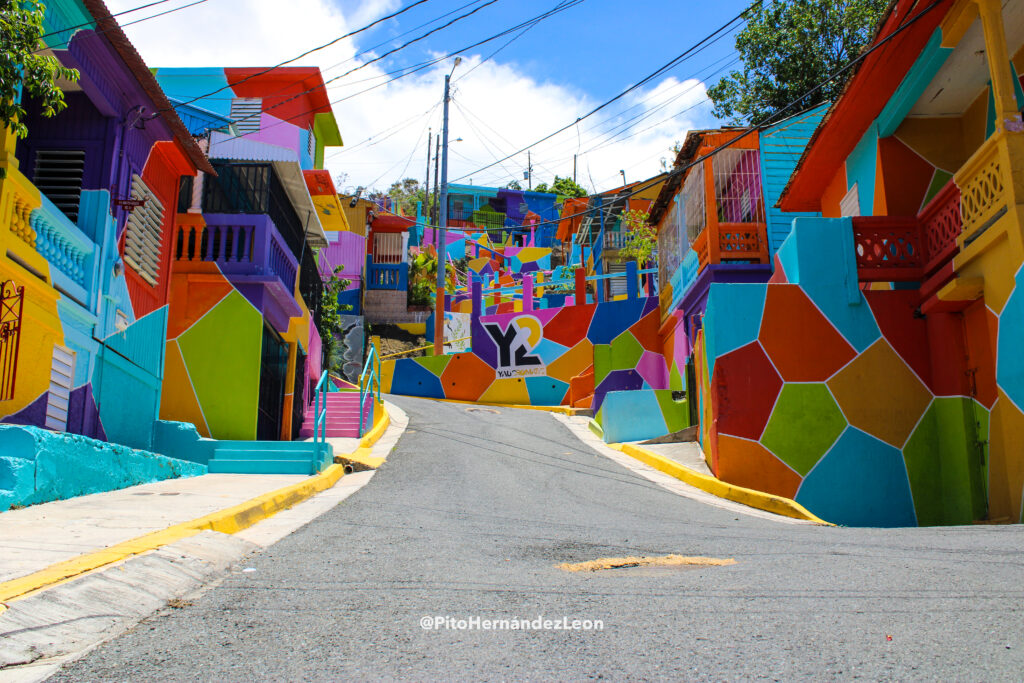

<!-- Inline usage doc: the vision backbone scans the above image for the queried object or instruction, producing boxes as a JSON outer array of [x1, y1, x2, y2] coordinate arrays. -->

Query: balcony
[[691, 222, 770, 272], [853, 181, 961, 283], [173, 213, 300, 332], [366, 262, 408, 291], [30, 194, 95, 305]]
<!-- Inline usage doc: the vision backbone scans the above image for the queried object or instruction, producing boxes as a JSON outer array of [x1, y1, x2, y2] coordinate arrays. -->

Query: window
[[33, 149, 85, 223], [230, 97, 263, 135], [123, 174, 166, 287], [45, 345, 75, 432], [840, 183, 860, 218]]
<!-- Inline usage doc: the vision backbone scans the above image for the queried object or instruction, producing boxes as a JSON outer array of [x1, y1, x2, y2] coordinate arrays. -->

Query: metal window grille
[[0, 281, 25, 402], [123, 174, 166, 287], [712, 149, 764, 224], [230, 98, 263, 135], [307, 124, 316, 159], [658, 194, 683, 293], [373, 233, 403, 263], [33, 150, 85, 223], [682, 163, 706, 243]]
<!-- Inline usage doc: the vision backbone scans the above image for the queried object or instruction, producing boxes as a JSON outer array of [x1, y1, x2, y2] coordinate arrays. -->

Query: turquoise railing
[[358, 342, 382, 437], [483, 267, 657, 296], [313, 370, 329, 456]]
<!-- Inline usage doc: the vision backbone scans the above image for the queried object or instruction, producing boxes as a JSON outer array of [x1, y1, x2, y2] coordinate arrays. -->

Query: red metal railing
[[0, 280, 25, 402], [853, 182, 961, 282]]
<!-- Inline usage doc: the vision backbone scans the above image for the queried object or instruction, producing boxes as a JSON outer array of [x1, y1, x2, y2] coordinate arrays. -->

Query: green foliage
[[505, 179, 522, 190], [407, 249, 457, 306], [534, 175, 587, 200], [386, 177, 427, 216], [0, 0, 80, 138], [707, 0, 888, 125], [317, 266, 353, 374], [548, 265, 578, 294], [618, 209, 656, 267]]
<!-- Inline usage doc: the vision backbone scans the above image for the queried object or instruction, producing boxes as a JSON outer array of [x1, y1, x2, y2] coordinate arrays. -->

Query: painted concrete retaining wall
[[0, 425, 207, 511]]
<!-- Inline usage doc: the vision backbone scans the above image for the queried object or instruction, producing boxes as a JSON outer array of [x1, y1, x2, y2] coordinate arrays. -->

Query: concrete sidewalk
[[0, 400, 408, 596], [0, 473, 310, 585]]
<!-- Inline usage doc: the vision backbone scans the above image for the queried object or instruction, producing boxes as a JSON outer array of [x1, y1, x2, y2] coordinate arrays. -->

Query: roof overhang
[[208, 131, 328, 248]]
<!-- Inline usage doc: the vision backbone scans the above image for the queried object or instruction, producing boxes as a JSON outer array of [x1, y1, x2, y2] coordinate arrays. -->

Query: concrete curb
[[427, 396, 592, 416], [0, 403, 396, 608], [609, 442, 833, 525]]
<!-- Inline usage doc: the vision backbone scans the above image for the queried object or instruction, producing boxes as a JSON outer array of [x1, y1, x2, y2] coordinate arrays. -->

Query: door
[[257, 324, 288, 441]]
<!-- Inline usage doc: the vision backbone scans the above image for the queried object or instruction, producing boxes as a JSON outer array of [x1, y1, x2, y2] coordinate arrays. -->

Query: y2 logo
[[483, 315, 543, 370]]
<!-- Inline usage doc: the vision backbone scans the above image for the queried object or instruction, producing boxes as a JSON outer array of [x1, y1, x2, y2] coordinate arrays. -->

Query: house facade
[[0, 0, 211, 451], [152, 67, 342, 441]]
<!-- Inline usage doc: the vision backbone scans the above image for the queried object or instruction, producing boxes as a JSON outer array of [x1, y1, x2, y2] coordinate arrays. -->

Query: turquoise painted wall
[[0, 425, 206, 511]]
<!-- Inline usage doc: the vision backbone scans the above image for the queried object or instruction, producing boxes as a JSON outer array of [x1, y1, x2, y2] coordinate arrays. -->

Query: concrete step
[[212, 449, 317, 462], [207, 459, 317, 475], [299, 427, 361, 438]]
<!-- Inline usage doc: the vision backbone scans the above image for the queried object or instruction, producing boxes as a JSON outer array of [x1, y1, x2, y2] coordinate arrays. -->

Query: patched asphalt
[[53, 396, 1024, 681]]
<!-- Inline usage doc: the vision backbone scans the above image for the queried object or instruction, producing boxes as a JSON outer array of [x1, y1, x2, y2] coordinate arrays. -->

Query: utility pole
[[432, 136, 440, 233], [526, 150, 533, 190], [573, 154, 577, 184], [435, 59, 460, 355], [424, 128, 431, 227]]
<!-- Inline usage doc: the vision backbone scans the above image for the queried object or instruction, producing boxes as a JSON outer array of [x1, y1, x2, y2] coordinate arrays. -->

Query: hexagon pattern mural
[[694, 218, 1012, 527]]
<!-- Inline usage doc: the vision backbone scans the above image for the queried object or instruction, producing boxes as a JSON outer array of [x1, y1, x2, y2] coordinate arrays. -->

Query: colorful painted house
[[152, 67, 342, 442], [559, 174, 667, 299], [692, 0, 1024, 526], [1, 0, 212, 453]]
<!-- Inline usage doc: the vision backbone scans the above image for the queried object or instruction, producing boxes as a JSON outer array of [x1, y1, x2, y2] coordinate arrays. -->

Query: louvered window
[[307, 124, 316, 159], [46, 345, 75, 432], [33, 150, 85, 223], [840, 183, 860, 218], [123, 174, 165, 286], [230, 97, 262, 135]]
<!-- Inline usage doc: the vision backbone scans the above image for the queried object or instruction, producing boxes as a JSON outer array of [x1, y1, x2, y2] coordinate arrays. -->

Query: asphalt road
[[55, 396, 1024, 681]]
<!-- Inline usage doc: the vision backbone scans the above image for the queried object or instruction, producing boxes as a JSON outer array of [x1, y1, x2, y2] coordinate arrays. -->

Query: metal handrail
[[313, 370, 329, 456], [378, 336, 473, 360], [359, 342, 382, 437], [483, 268, 656, 295]]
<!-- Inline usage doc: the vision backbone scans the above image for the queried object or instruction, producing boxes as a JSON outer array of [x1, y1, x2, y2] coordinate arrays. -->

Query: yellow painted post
[[977, 0, 1023, 131]]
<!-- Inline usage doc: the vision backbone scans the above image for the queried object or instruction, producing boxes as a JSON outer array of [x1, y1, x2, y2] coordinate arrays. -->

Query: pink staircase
[[299, 391, 372, 438]]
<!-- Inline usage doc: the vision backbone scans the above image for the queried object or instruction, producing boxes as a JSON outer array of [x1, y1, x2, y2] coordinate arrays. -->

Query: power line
[[449, 3, 751, 182], [35, 0, 210, 52], [407, 0, 949, 232], [165, 0, 434, 112], [208, 0, 584, 148], [39, 0, 178, 39]]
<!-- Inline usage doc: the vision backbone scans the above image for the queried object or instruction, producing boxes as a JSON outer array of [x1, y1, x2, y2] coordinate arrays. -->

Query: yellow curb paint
[[609, 442, 832, 525], [0, 404, 396, 606], [427, 396, 590, 416]]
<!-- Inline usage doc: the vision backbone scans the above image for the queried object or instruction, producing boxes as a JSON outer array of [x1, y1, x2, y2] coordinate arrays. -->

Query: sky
[[104, 0, 751, 195]]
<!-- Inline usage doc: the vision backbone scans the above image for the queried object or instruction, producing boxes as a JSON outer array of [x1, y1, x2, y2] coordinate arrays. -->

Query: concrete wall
[[0, 425, 206, 511]]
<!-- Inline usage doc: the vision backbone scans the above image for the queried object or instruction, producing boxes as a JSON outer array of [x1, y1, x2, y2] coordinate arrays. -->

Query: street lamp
[[620, 170, 626, 186]]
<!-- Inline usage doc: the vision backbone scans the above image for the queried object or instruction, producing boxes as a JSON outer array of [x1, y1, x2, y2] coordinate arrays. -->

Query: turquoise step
[[212, 449, 316, 461], [213, 440, 319, 452], [208, 459, 317, 475]]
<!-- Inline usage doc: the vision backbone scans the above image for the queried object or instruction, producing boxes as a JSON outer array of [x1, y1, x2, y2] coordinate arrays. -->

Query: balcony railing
[[30, 194, 94, 295], [173, 214, 297, 293], [366, 262, 408, 291], [692, 222, 769, 272], [853, 182, 961, 282], [603, 231, 630, 250]]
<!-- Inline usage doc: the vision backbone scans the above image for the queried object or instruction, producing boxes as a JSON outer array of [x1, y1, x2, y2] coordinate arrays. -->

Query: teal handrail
[[483, 268, 657, 295], [359, 341, 382, 437], [313, 370, 329, 457]]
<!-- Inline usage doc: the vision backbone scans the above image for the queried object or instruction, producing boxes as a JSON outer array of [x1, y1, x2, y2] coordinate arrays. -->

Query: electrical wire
[[34, 0, 210, 52], [403, 0, 950, 232], [164, 0, 434, 111], [38, 0, 179, 39]]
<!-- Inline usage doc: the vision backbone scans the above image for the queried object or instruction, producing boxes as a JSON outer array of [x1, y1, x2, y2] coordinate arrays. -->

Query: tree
[[317, 266, 353, 376], [534, 175, 587, 199], [660, 141, 683, 171], [618, 209, 657, 267], [1, 0, 80, 138], [707, 0, 888, 125], [504, 179, 522, 190], [387, 177, 427, 216]]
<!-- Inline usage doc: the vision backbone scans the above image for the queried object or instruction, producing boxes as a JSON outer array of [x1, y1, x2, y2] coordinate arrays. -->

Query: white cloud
[[105, 0, 714, 195]]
